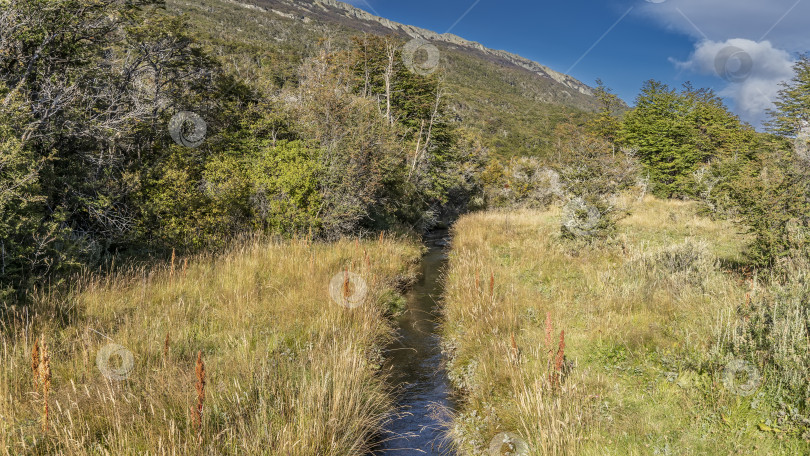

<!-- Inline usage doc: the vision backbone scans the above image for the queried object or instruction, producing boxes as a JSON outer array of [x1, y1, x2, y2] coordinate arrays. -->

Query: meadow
[[442, 197, 810, 455], [0, 235, 422, 455]]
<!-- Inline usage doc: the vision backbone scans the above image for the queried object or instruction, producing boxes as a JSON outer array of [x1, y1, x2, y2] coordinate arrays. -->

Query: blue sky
[[345, 0, 809, 128]]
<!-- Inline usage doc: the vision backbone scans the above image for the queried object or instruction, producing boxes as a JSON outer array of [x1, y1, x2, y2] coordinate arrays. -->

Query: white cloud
[[638, 0, 810, 52], [672, 39, 795, 125], [638, 0, 806, 127]]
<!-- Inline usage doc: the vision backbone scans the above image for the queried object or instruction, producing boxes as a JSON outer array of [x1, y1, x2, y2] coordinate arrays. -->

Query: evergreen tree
[[766, 54, 810, 137], [621, 80, 752, 197], [587, 78, 623, 145]]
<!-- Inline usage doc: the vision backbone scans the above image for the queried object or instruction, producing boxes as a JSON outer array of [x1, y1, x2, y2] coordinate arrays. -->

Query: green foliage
[[703, 56, 810, 266], [719, 256, 810, 438], [766, 54, 810, 137], [553, 122, 639, 239], [481, 156, 561, 209], [706, 142, 809, 266], [0, 85, 49, 295], [0, 0, 484, 294], [143, 139, 322, 249], [348, 35, 467, 210], [587, 78, 624, 144], [621, 80, 753, 198], [244, 141, 322, 235]]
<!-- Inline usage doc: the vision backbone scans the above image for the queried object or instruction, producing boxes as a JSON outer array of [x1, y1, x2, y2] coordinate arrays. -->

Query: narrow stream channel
[[374, 231, 456, 455]]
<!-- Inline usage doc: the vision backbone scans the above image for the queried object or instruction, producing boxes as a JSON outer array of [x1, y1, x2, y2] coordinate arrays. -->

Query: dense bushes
[[697, 56, 810, 266], [620, 81, 755, 198], [481, 121, 640, 239], [0, 0, 480, 297], [716, 255, 810, 437], [479, 156, 561, 209]]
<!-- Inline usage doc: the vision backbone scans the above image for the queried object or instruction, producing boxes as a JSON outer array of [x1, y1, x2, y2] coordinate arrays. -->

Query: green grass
[[1, 235, 422, 455], [442, 196, 810, 455]]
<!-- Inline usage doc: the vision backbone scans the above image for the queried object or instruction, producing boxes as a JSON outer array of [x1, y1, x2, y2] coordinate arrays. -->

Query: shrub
[[626, 239, 717, 291], [718, 256, 810, 437], [698, 56, 810, 266], [552, 123, 639, 239], [482, 157, 562, 209]]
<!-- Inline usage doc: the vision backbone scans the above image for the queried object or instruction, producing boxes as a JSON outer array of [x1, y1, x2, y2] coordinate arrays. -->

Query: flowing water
[[374, 231, 456, 455]]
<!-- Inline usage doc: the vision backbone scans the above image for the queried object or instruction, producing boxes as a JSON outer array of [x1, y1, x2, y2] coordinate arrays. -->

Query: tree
[[587, 79, 623, 146], [553, 122, 639, 239], [707, 56, 810, 266], [766, 54, 810, 138], [621, 80, 752, 198], [0, 84, 52, 296], [0, 0, 251, 289]]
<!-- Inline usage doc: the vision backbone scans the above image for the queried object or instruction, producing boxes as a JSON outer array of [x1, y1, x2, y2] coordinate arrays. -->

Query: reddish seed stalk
[[31, 338, 40, 390], [342, 269, 351, 300], [39, 334, 51, 431], [191, 351, 205, 433], [489, 272, 495, 297]]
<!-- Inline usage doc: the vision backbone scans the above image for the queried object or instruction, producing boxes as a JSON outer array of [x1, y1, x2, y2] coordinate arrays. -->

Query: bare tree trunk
[[409, 119, 425, 179], [409, 86, 443, 180], [424, 85, 442, 152], [383, 42, 396, 125]]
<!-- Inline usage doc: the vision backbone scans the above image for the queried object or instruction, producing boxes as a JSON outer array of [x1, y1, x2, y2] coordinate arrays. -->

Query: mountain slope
[[251, 0, 593, 96], [168, 0, 604, 157]]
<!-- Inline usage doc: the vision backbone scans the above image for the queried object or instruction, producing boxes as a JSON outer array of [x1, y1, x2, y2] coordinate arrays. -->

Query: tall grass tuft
[[544, 311, 553, 363], [715, 255, 810, 437], [1, 235, 422, 454], [441, 198, 798, 454], [163, 332, 170, 365], [550, 330, 565, 388]]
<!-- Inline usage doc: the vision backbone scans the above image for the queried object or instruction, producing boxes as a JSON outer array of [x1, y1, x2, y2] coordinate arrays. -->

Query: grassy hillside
[[1, 236, 421, 455], [166, 0, 598, 158], [442, 197, 810, 455]]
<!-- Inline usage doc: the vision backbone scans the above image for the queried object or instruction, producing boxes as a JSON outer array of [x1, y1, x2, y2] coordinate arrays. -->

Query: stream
[[373, 230, 456, 455]]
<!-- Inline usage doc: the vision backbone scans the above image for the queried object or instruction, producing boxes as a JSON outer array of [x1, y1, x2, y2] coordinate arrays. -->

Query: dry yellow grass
[[0, 235, 421, 455], [443, 196, 809, 455]]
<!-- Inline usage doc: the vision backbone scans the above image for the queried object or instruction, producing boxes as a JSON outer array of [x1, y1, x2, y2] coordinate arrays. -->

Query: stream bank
[[374, 231, 456, 455]]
